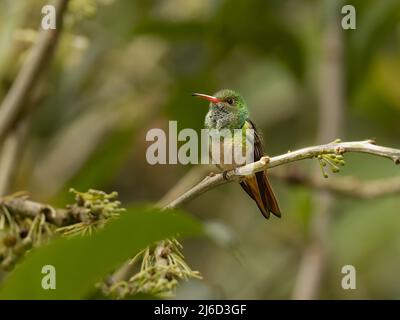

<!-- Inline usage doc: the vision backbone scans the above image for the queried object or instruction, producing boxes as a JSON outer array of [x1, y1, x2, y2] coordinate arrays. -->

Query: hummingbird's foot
[[222, 170, 229, 180]]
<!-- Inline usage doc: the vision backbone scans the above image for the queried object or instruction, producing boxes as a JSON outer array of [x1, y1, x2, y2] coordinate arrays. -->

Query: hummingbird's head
[[192, 89, 249, 130]]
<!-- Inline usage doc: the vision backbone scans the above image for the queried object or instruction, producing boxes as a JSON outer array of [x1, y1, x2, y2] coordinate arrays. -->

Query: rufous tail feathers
[[240, 171, 281, 219]]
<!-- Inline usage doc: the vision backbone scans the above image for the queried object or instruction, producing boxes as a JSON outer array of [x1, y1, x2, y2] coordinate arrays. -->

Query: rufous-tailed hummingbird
[[192, 89, 281, 219]]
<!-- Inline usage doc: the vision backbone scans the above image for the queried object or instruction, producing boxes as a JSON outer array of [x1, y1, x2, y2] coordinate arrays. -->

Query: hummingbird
[[192, 89, 281, 219]]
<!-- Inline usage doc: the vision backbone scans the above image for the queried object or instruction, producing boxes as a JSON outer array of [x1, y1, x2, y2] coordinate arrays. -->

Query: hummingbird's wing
[[239, 119, 281, 219]]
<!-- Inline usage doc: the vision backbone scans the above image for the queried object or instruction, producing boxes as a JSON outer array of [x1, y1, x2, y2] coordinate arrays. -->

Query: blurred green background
[[1, 0, 400, 299]]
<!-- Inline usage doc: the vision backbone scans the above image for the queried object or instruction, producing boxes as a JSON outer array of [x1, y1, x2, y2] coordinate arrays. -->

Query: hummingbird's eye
[[227, 98, 234, 105]]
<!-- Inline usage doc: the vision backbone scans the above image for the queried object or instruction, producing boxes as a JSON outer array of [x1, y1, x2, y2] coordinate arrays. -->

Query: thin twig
[[165, 140, 400, 209], [157, 165, 213, 208]]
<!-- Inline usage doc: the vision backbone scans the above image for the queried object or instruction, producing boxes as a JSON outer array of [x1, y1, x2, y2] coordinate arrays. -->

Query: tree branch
[[165, 140, 400, 209], [0, 195, 87, 227], [0, 0, 69, 145]]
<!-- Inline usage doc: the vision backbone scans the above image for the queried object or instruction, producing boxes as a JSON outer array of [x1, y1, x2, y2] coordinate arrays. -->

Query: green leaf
[[0, 206, 202, 299]]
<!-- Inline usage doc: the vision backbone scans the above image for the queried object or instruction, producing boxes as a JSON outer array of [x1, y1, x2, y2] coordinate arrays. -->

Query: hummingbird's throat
[[206, 104, 247, 130]]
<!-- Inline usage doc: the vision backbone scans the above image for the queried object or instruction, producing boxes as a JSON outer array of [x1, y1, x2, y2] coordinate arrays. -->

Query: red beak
[[192, 93, 221, 104]]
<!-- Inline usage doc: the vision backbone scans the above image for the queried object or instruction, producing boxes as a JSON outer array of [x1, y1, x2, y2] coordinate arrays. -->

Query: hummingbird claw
[[222, 170, 229, 180]]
